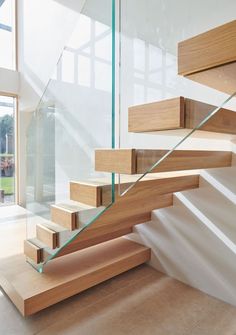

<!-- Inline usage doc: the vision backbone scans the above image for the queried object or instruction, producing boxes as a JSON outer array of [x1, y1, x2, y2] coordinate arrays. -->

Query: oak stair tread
[[128, 96, 236, 135], [178, 20, 236, 93], [95, 149, 232, 174], [70, 170, 200, 206]]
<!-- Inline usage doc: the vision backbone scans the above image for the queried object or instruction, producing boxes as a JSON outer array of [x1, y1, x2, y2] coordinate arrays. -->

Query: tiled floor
[[1, 206, 236, 335]]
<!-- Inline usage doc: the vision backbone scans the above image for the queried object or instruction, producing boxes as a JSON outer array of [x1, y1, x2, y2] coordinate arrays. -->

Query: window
[[0, 0, 16, 70], [0, 95, 16, 205]]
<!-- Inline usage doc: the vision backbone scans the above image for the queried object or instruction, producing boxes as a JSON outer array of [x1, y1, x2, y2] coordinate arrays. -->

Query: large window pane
[[0, 95, 15, 205], [0, 0, 15, 69]]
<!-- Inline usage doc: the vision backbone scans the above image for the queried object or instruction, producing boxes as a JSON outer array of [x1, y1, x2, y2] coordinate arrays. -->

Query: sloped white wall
[[127, 167, 236, 306]]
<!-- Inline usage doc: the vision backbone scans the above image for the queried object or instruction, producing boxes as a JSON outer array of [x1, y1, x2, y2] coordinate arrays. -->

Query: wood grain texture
[[185, 98, 236, 134], [178, 20, 236, 75], [51, 205, 77, 231], [127, 96, 236, 134], [95, 149, 232, 174], [24, 240, 42, 264], [26, 174, 198, 262], [185, 63, 236, 95], [95, 149, 136, 174], [52, 174, 199, 260], [136, 150, 232, 174], [128, 97, 185, 132], [0, 238, 151, 316], [178, 20, 236, 94], [36, 224, 58, 249], [70, 181, 102, 207], [54, 227, 133, 258]]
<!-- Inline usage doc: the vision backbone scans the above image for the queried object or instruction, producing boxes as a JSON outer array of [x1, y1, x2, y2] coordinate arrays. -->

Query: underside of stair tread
[[95, 148, 232, 174], [128, 96, 236, 135], [178, 20, 236, 93], [2, 237, 151, 316]]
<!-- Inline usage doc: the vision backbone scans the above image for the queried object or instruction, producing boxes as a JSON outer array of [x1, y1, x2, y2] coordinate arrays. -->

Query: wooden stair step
[[25, 173, 199, 261], [178, 20, 236, 94], [36, 224, 58, 249], [128, 97, 236, 135], [25, 225, 135, 264], [42, 174, 199, 260], [70, 172, 199, 206], [24, 239, 43, 264], [51, 200, 102, 231], [95, 149, 232, 174], [70, 180, 110, 207], [2, 238, 151, 316], [35, 220, 67, 249]]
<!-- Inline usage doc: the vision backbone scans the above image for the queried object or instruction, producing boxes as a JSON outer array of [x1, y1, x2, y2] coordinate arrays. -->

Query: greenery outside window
[[0, 95, 16, 204]]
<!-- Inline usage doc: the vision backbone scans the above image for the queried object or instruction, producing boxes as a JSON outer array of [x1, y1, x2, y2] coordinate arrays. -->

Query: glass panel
[[0, 0, 15, 70], [25, 0, 115, 272], [0, 95, 15, 205], [118, 0, 236, 195]]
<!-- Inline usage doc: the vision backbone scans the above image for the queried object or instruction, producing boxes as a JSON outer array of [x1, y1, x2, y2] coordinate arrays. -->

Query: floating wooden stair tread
[[129, 97, 184, 132], [178, 20, 236, 93], [1, 238, 151, 316], [24, 239, 43, 264], [51, 200, 102, 231], [34, 219, 67, 250], [70, 172, 197, 206], [128, 97, 236, 135], [95, 149, 232, 174], [36, 224, 58, 249]]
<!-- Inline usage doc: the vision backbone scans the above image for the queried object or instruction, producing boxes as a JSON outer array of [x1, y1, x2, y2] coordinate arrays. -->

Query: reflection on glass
[[56, 14, 112, 93]]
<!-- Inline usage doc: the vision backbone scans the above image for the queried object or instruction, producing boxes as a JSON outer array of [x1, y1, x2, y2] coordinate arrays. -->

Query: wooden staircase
[[24, 173, 199, 264], [1, 19, 236, 317]]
